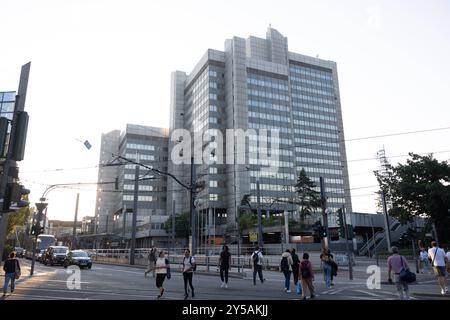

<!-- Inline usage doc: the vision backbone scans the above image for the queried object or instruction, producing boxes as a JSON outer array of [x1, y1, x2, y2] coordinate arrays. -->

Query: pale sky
[[1, 0, 449, 222]]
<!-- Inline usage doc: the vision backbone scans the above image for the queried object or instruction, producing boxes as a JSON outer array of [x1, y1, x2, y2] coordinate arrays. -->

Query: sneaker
[[302, 296, 307, 300], [184, 294, 188, 300], [160, 288, 165, 297], [286, 290, 291, 293], [191, 291, 195, 298], [225, 284, 228, 289], [220, 282, 225, 288], [445, 287, 449, 294], [441, 289, 445, 295], [310, 294, 315, 299]]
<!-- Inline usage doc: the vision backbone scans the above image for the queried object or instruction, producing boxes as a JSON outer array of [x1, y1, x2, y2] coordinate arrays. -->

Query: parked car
[[14, 247, 25, 258], [43, 246, 69, 266], [63, 250, 92, 269]]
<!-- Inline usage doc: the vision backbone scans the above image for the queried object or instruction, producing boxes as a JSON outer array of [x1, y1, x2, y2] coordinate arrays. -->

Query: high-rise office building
[[94, 124, 169, 247], [167, 28, 352, 241]]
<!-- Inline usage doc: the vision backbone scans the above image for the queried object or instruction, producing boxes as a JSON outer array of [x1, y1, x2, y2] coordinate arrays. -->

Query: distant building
[[47, 220, 81, 239], [81, 216, 95, 234], [94, 124, 169, 247]]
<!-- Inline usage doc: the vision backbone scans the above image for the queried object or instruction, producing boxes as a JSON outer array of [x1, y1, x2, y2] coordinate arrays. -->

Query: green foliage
[[164, 212, 190, 242], [375, 153, 450, 243], [238, 212, 257, 233], [295, 168, 321, 221], [262, 215, 283, 227]]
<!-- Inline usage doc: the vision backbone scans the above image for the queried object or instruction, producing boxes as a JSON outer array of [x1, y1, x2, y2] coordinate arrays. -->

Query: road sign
[[249, 232, 258, 242]]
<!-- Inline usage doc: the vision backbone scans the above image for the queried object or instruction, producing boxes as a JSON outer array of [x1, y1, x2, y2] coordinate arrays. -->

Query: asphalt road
[[1, 258, 449, 300]]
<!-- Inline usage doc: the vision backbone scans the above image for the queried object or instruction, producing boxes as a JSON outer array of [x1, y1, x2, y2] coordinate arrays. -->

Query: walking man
[[3, 252, 21, 297], [145, 246, 157, 278], [219, 245, 231, 288], [428, 241, 448, 295], [251, 246, 264, 285], [280, 249, 293, 293], [291, 248, 300, 286], [388, 246, 410, 300], [181, 248, 196, 299]]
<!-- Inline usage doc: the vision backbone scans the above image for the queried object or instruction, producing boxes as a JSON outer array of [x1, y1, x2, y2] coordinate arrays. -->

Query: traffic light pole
[[319, 177, 329, 251], [342, 206, 353, 280], [30, 202, 47, 276]]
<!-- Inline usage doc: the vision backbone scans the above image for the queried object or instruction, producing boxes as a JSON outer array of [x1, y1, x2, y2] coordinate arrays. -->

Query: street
[[1, 258, 449, 300]]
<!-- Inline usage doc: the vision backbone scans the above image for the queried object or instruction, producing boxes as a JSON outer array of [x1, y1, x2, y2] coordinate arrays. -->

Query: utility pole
[[319, 177, 329, 251], [72, 193, 80, 250], [190, 156, 196, 254], [0, 62, 30, 263], [256, 179, 263, 248], [381, 190, 392, 252], [342, 205, 353, 280], [370, 216, 379, 266], [30, 201, 47, 276], [283, 210, 289, 245], [130, 164, 139, 265], [172, 199, 175, 252]]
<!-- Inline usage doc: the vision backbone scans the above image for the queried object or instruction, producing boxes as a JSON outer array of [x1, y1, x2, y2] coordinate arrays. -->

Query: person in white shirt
[[419, 248, 431, 274], [428, 241, 448, 295], [154, 251, 170, 299], [181, 248, 196, 299]]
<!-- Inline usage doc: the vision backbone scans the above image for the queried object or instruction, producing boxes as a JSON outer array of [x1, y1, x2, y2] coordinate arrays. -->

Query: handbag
[[399, 256, 416, 283], [296, 281, 302, 295]]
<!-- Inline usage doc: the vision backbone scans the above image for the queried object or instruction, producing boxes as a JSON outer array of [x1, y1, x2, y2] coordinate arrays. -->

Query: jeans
[[283, 270, 291, 290], [253, 265, 264, 284], [3, 273, 15, 294], [220, 266, 229, 284], [323, 263, 332, 288], [393, 274, 409, 300]]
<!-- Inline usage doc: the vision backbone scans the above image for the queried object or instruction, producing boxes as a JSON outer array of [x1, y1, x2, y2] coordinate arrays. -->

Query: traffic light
[[30, 224, 44, 236], [312, 220, 322, 238], [320, 226, 327, 238], [9, 182, 30, 208], [337, 209, 345, 238]]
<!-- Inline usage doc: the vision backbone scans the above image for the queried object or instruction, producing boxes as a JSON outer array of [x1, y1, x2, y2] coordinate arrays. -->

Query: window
[[209, 194, 218, 201], [209, 180, 218, 188], [209, 167, 218, 174]]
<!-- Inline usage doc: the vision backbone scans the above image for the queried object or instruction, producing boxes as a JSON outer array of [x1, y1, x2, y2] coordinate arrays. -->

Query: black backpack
[[252, 252, 260, 266], [280, 256, 289, 272], [300, 261, 311, 278]]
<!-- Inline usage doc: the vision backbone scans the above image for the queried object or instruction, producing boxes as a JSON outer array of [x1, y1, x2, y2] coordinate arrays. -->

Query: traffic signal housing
[[337, 209, 345, 238], [30, 224, 44, 236], [9, 182, 30, 208]]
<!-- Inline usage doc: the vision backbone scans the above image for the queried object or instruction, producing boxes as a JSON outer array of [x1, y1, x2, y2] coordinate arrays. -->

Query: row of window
[[250, 183, 293, 192], [327, 197, 346, 204], [249, 146, 293, 157], [249, 170, 295, 181], [209, 194, 219, 201], [292, 101, 337, 114], [249, 134, 292, 145], [249, 157, 294, 168], [247, 77, 289, 91], [248, 99, 290, 112], [294, 128, 339, 139], [296, 156, 341, 167], [123, 185, 154, 191], [123, 195, 154, 202], [125, 153, 155, 161], [248, 111, 291, 123], [293, 119, 338, 131], [249, 122, 292, 135], [292, 93, 335, 105], [125, 164, 154, 170], [289, 66, 334, 81], [300, 166, 343, 176], [248, 89, 290, 102], [292, 110, 337, 123], [127, 143, 155, 151], [290, 76, 334, 89], [296, 147, 341, 158], [291, 85, 335, 98], [294, 137, 340, 149], [309, 176, 344, 185]]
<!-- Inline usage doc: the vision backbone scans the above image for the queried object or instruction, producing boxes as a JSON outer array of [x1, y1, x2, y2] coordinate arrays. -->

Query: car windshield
[[72, 252, 88, 257], [54, 248, 67, 254]]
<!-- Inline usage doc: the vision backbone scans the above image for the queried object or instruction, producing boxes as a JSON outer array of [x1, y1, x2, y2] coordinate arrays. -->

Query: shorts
[[434, 266, 446, 277], [156, 274, 166, 288]]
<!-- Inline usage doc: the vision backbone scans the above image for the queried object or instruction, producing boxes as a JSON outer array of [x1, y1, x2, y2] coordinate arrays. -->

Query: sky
[[1, 0, 450, 222]]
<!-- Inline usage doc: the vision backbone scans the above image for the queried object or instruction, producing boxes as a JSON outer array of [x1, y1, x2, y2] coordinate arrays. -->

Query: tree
[[295, 168, 321, 221], [164, 212, 190, 244], [374, 153, 450, 243]]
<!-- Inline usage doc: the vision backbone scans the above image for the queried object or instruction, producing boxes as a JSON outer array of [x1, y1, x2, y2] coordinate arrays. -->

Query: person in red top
[[299, 252, 315, 300], [387, 246, 410, 300]]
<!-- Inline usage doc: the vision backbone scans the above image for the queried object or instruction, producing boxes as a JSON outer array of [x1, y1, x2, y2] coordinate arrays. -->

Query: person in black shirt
[[291, 248, 300, 286], [3, 251, 21, 297], [219, 245, 231, 288]]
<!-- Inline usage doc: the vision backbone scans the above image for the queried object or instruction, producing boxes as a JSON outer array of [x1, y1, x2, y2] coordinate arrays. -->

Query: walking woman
[[3, 251, 21, 297], [299, 252, 315, 300], [219, 245, 231, 288], [291, 248, 300, 286], [154, 251, 170, 299], [320, 252, 332, 289]]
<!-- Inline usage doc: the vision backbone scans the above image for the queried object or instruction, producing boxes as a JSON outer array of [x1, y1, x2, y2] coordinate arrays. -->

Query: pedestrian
[[326, 249, 337, 286], [428, 241, 448, 295], [291, 248, 300, 286], [251, 246, 264, 285], [181, 248, 196, 299], [387, 246, 410, 300], [3, 251, 21, 297], [320, 252, 332, 289], [154, 250, 170, 299], [419, 247, 431, 274], [280, 249, 293, 293], [299, 252, 315, 300], [218, 245, 231, 288], [145, 246, 157, 278]]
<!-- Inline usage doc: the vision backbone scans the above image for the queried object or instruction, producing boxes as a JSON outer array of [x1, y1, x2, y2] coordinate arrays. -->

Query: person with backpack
[[154, 250, 170, 299], [387, 246, 411, 300], [251, 246, 264, 285], [320, 252, 332, 289], [280, 249, 294, 293], [299, 252, 315, 300], [3, 251, 21, 297], [218, 245, 231, 288], [291, 248, 300, 286], [145, 246, 157, 278], [181, 248, 196, 299], [325, 249, 337, 286], [428, 241, 448, 295]]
